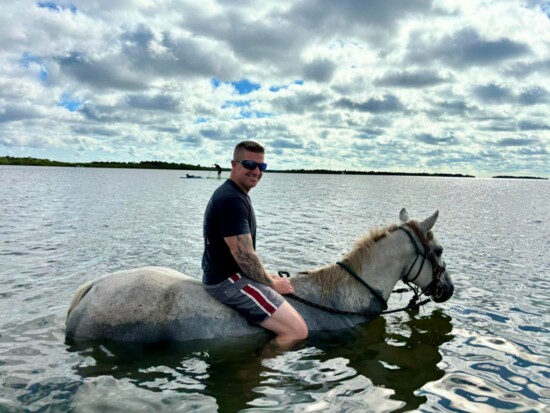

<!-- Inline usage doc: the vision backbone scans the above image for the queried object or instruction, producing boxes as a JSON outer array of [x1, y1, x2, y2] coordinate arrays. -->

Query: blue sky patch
[[22, 52, 41, 68], [222, 100, 251, 109], [239, 110, 274, 119], [269, 80, 304, 92], [231, 79, 260, 95], [211, 78, 260, 95], [38, 1, 77, 13], [21, 53, 48, 81], [58, 94, 82, 112]]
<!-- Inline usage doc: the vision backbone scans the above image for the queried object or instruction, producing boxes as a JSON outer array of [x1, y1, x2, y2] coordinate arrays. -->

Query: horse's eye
[[434, 247, 443, 257]]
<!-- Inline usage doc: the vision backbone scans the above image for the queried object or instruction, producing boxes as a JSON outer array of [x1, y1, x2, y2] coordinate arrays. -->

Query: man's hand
[[271, 275, 295, 295]]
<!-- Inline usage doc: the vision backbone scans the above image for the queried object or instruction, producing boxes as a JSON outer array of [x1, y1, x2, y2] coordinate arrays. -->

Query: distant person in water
[[202, 141, 308, 348], [214, 163, 222, 178]]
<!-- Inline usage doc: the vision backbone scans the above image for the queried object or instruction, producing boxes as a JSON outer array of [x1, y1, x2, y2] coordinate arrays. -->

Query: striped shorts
[[204, 274, 285, 325]]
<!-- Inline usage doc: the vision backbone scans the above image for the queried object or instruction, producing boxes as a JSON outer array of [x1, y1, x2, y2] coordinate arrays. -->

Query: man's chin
[[247, 176, 260, 186]]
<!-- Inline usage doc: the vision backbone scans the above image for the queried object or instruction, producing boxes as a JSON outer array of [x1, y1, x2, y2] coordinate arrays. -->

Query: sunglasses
[[236, 160, 268, 172]]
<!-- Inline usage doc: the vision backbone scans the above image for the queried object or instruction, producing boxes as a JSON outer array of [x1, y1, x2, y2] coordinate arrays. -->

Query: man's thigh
[[260, 301, 307, 337], [205, 274, 285, 324]]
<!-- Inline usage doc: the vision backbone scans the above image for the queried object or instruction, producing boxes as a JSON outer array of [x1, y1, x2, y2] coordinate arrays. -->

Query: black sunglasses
[[236, 160, 268, 172]]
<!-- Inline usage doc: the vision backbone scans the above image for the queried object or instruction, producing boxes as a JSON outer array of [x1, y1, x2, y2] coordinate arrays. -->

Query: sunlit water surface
[[1, 166, 548, 412]]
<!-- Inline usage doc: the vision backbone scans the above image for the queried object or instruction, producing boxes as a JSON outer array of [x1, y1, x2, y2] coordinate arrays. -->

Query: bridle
[[281, 222, 446, 317], [399, 222, 446, 302]]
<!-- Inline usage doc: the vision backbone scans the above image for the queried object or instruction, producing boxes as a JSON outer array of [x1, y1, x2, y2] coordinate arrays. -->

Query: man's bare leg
[[260, 301, 308, 349]]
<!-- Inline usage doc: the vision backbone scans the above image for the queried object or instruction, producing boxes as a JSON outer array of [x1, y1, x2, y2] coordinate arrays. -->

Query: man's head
[[233, 141, 265, 159], [230, 141, 266, 193]]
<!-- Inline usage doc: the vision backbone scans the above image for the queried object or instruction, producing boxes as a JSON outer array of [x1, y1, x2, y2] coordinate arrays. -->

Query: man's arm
[[224, 233, 274, 286], [224, 233, 294, 294]]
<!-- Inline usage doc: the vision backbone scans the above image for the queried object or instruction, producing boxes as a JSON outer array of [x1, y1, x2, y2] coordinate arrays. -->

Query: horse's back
[[65, 266, 259, 342]]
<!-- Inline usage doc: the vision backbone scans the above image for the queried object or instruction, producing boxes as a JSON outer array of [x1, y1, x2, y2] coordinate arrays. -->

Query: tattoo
[[233, 234, 274, 286]]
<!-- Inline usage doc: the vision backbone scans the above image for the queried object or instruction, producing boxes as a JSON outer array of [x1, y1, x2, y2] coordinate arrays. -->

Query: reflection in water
[[358, 310, 454, 411], [67, 310, 453, 412], [252, 310, 454, 412]]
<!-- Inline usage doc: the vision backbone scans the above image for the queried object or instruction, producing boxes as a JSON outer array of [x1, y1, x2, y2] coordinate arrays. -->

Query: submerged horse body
[[65, 209, 454, 342]]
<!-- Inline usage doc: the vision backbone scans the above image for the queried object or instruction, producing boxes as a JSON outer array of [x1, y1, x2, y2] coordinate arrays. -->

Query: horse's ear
[[399, 208, 410, 222], [420, 210, 439, 232]]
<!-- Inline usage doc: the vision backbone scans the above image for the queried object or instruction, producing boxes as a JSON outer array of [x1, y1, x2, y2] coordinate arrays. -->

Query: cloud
[[57, 53, 145, 91], [517, 120, 550, 131], [271, 138, 303, 150], [432, 100, 475, 116], [408, 28, 531, 67], [495, 137, 540, 147], [375, 70, 451, 88], [0, 0, 549, 177], [518, 87, 549, 105], [271, 92, 327, 115], [302, 58, 337, 83], [473, 84, 514, 103], [415, 132, 460, 146], [71, 125, 119, 137], [126, 93, 181, 112], [336, 95, 405, 113]]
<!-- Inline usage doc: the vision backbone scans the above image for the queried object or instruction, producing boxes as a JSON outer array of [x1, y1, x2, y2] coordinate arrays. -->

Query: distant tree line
[[6, 156, 545, 179], [1, 156, 475, 177], [0, 156, 218, 171], [269, 168, 476, 178], [492, 175, 547, 180]]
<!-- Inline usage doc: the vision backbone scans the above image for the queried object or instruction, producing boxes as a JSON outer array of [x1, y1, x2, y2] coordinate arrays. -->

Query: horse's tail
[[67, 281, 94, 319]]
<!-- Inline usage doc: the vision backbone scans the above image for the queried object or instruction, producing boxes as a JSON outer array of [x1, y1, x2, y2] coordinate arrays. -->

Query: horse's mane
[[306, 223, 400, 297]]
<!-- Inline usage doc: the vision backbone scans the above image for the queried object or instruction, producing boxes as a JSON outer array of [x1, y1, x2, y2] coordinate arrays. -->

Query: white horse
[[66, 209, 454, 342]]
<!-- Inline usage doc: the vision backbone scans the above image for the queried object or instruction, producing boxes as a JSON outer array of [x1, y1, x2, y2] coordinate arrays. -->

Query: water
[[1, 165, 549, 412]]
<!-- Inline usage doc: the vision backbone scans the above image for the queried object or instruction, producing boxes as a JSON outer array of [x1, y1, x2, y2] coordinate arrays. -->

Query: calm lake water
[[1, 165, 549, 412]]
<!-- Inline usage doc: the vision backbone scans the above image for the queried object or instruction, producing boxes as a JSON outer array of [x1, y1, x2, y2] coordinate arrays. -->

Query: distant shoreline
[[1, 156, 546, 180], [492, 175, 548, 180]]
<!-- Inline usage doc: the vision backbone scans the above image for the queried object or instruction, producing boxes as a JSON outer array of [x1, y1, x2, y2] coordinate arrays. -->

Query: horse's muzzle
[[430, 272, 454, 303]]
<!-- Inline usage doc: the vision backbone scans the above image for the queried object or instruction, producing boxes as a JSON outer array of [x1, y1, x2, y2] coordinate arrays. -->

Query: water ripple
[[1, 167, 549, 412]]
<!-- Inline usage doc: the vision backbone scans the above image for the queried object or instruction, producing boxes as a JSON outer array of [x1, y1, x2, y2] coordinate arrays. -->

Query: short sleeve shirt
[[202, 179, 256, 284]]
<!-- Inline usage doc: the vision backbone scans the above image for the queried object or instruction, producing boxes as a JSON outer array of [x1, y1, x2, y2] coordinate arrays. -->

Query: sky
[[1, 0, 549, 177]]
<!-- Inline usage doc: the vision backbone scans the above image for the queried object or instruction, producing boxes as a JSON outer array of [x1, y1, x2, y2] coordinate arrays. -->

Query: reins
[[279, 222, 437, 317], [336, 261, 388, 310]]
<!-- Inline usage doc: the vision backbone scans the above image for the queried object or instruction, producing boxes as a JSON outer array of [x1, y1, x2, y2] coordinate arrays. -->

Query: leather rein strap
[[281, 222, 436, 317], [336, 261, 388, 311]]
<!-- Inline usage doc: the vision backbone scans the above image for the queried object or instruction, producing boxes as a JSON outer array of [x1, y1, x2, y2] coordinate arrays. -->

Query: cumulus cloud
[[473, 84, 515, 104], [336, 95, 406, 113], [407, 28, 531, 68], [374, 70, 451, 88], [0, 0, 548, 177]]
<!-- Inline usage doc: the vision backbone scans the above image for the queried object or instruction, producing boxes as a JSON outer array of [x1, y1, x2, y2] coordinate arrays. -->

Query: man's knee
[[263, 302, 308, 340], [283, 316, 308, 341], [293, 319, 308, 340]]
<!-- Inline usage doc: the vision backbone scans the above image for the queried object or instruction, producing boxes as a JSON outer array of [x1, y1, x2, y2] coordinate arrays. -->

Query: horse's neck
[[292, 231, 409, 309], [349, 233, 409, 298]]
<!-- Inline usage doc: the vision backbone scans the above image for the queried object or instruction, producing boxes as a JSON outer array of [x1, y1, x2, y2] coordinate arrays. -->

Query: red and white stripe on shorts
[[228, 274, 241, 283], [228, 273, 278, 317], [241, 284, 278, 316]]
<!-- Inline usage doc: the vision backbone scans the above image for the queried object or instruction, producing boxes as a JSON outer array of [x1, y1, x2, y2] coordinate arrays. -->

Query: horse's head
[[399, 208, 454, 303]]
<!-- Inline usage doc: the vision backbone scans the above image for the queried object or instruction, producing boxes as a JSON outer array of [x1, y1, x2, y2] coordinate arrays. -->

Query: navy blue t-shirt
[[202, 179, 256, 284]]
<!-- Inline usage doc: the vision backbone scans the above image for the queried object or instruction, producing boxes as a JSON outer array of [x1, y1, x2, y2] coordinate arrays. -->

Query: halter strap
[[336, 261, 388, 311], [399, 224, 425, 256], [399, 225, 427, 283]]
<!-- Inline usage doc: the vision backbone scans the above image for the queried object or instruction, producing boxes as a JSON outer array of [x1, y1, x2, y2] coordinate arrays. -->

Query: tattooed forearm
[[232, 234, 274, 286]]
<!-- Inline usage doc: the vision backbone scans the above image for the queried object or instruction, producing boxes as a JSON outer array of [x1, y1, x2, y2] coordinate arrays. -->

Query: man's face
[[231, 150, 265, 193]]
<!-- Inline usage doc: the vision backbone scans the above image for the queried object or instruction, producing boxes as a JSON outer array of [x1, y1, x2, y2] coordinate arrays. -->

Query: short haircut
[[233, 141, 265, 159]]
